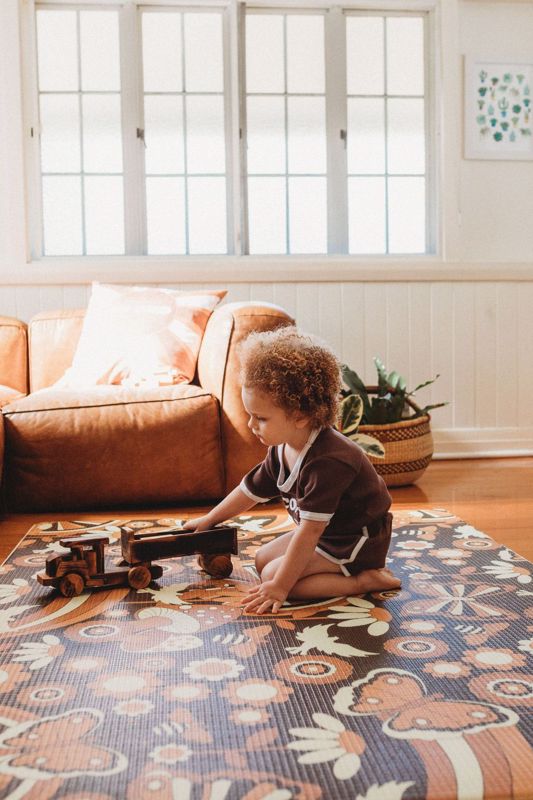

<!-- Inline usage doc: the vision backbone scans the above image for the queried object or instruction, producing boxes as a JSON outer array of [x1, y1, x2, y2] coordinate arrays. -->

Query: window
[[29, 2, 432, 258], [36, 8, 124, 255], [142, 10, 228, 254], [245, 12, 327, 254], [345, 15, 427, 254]]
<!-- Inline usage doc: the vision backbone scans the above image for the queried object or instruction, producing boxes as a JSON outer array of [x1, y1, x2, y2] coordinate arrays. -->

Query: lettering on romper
[[282, 496, 300, 523]]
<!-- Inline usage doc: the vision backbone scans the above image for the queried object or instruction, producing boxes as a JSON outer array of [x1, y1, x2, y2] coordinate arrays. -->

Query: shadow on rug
[[0, 508, 532, 799]]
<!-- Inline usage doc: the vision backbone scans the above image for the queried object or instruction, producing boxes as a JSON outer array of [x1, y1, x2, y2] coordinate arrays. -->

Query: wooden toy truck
[[37, 525, 238, 597]]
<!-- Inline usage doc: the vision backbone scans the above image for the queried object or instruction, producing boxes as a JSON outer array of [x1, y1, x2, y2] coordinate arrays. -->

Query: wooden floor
[[1, 457, 532, 563]]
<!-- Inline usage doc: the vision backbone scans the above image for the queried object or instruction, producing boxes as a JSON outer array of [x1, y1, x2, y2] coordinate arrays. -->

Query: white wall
[[458, 1, 533, 261], [1, 0, 533, 459]]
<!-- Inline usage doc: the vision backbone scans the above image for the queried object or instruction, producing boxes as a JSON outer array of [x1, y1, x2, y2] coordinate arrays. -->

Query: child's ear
[[293, 413, 311, 429]]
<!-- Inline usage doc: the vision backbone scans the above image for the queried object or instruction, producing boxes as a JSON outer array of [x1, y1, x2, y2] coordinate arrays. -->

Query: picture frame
[[464, 56, 533, 160]]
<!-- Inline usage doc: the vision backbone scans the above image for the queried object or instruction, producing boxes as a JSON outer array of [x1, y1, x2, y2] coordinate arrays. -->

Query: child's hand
[[181, 515, 213, 532], [243, 580, 288, 615]]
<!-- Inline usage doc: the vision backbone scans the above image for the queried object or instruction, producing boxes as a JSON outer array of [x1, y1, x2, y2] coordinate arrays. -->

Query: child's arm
[[182, 486, 257, 532], [244, 519, 327, 613]]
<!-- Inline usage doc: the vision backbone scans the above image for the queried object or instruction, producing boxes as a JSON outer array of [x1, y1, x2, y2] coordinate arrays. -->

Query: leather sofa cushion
[[3, 385, 224, 512], [0, 386, 24, 408]]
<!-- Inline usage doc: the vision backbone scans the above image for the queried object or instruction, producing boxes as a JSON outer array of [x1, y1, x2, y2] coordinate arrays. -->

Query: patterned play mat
[[0, 508, 532, 800]]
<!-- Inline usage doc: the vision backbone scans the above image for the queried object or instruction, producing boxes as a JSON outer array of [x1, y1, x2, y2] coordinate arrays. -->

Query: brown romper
[[240, 426, 393, 576]]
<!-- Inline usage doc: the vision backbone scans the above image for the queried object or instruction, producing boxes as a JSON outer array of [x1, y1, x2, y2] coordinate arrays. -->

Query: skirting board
[[433, 427, 533, 459]]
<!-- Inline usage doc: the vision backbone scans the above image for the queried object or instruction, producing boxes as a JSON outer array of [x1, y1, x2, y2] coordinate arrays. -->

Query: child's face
[[242, 386, 305, 446]]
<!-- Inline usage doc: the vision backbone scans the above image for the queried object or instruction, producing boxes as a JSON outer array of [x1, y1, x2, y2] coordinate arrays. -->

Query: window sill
[[1, 255, 533, 284]]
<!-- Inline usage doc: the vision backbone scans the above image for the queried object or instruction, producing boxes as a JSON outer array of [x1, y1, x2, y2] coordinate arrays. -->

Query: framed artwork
[[464, 57, 533, 160]]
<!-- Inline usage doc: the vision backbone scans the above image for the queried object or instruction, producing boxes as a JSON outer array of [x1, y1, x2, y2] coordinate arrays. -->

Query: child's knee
[[254, 547, 269, 575], [259, 560, 278, 582], [254, 548, 278, 580]]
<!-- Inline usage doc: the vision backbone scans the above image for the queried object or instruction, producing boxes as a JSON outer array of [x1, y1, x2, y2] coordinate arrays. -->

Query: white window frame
[[21, 0, 440, 272]]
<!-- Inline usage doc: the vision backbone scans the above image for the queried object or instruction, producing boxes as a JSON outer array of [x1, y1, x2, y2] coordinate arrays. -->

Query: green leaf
[[389, 393, 406, 422], [341, 365, 371, 419], [350, 433, 386, 459], [369, 396, 391, 425], [412, 402, 449, 418], [373, 357, 389, 396], [340, 394, 364, 435], [374, 356, 387, 376], [341, 364, 366, 394], [373, 356, 388, 382], [387, 370, 401, 390], [410, 374, 441, 394]]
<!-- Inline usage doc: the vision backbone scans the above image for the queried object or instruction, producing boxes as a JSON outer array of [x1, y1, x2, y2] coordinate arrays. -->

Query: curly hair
[[239, 326, 342, 428]]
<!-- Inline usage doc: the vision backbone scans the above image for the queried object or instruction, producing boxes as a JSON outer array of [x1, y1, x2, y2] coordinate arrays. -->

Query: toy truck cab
[[37, 533, 162, 597]]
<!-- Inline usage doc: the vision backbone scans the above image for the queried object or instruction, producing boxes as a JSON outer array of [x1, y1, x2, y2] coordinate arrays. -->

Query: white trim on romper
[[277, 428, 321, 493], [300, 510, 333, 522], [239, 479, 271, 504], [316, 526, 370, 576]]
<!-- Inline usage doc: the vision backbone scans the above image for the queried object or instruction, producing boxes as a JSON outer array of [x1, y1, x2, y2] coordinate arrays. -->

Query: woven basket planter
[[358, 387, 433, 486]]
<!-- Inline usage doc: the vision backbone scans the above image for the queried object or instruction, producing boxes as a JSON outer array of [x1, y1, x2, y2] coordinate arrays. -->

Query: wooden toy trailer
[[121, 524, 237, 564]]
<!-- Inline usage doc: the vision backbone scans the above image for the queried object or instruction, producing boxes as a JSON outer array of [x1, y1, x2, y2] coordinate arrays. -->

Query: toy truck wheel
[[128, 565, 152, 590], [58, 573, 85, 597], [198, 553, 233, 578]]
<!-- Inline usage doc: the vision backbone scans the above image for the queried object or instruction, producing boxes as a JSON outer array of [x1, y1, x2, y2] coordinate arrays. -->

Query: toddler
[[184, 326, 400, 614]]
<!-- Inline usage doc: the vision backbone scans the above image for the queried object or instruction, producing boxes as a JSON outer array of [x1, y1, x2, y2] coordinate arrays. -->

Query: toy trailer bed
[[121, 524, 238, 567]]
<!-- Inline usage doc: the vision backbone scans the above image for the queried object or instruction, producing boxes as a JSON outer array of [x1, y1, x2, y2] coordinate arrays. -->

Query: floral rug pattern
[[0, 508, 532, 799]]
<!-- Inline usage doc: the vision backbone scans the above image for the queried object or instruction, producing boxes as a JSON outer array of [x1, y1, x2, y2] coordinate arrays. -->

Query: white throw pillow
[[55, 283, 226, 388]]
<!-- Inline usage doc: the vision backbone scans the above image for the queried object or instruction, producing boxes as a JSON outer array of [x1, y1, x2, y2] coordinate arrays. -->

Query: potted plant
[[339, 357, 447, 486]]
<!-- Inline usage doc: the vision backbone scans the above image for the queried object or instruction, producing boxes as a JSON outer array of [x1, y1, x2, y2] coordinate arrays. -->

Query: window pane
[[386, 17, 424, 95], [42, 176, 82, 255], [186, 96, 225, 174], [80, 11, 120, 91], [144, 96, 184, 175], [289, 177, 327, 254], [188, 177, 227, 254], [388, 177, 425, 253], [248, 177, 286, 254], [142, 13, 182, 93], [246, 15, 284, 93], [246, 97, 285, 174], [40, 94, 80, 173], [184, 13, 223, 92], [82, 95, 123, 174], [84, 176, 124, 255], [146, 177, 186, 254], [36, 10, 78, 91], [347, 98, 385, 174], [348, 177, 386, 254], [286, 15, 324, 94], [288, 97, 326, 174], [387, 99, 425, 174], [346, 17, 384, 96]]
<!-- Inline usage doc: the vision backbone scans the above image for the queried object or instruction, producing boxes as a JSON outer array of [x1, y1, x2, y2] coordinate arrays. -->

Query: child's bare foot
[[349, 567, 401, 595]]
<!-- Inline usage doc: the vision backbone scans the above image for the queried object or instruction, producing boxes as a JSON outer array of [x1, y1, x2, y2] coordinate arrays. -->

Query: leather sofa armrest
[[197, 301, 294, 493], [0, 316, 28, 396]]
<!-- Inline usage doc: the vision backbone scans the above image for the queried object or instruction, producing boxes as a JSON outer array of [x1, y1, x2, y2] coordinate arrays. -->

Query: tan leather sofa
[[0, 302, 292, 512], [0, 316, 29, 490]]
